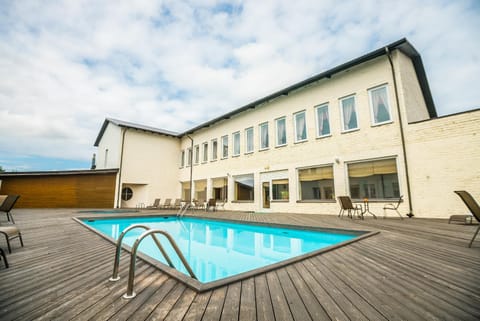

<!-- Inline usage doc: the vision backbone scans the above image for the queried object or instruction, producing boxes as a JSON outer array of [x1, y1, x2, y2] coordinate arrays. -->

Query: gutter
[[385, 47, 414, 217]]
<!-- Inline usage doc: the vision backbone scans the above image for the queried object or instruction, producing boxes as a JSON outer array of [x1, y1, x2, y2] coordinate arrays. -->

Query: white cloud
[[0, 0, 479, 169]]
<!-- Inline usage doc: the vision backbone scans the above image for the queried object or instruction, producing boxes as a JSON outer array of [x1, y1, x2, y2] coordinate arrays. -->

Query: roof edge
[[180, 38, 436, 135], [0, 168, 119, 177]]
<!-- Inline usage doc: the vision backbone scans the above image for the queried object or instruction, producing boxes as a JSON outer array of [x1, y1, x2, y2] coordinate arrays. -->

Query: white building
[[94, 39, 480, 218]]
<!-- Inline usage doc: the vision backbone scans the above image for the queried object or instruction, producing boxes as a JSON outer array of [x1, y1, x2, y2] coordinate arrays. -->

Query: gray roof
[[0, 168, 119, 177], [94, 38, 436, 145], [94, 117, 180, 146]]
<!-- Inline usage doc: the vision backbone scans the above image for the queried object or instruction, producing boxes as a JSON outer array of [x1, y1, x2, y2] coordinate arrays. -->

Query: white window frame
[[221, 135, 228, 159], [232, 131, 240, 156], [187, 148, 192, 166], [368, 85, 392, 126], [315, 103, 331, 138], [194, 145, 200, 164], [211, 139, 218, 161], [245, 127, 254, 154], [294, 110, 307, 143], [180, 150, 185, 167], [202, 142, 208, 163], [275, 117, 287, 147], [339, 95, 359, 132], [259, 122, 269, 150]]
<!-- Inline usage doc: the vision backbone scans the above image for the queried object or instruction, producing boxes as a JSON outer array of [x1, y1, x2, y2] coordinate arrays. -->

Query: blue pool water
[[83, 216, 359, 283]]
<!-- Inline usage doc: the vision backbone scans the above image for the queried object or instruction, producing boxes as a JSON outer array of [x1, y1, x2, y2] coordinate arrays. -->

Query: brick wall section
[[406, 109, 480, 217]]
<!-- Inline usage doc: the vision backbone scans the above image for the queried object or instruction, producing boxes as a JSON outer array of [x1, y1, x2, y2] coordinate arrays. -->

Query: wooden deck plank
[[254, 274, 275, 321], [0, 209, 479, 321], [265, 270, 294, 321], [238, 278, 256, 321], [219, 282, 241, 321]]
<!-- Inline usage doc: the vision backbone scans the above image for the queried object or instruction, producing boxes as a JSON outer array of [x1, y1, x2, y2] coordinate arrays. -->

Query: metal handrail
[[123, 229, 197, 299], [109, 224, 174, 282], [177, 202, 190, 217]]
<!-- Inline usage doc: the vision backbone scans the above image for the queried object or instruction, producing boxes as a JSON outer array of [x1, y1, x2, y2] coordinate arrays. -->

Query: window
[[187, 148, 192, 166], [180, 150, 185, 167], [221, 135, 228, 158], [348, 158, 400, 200], [294, 111, 307, 142], [276, 117, 287, 146], [272, 179, 289, 200], [245, 127, 254, 153], [233, 131, 240, 156], [298, 166, 334, 200], [340, 95, 358, 131], [369, 85, 391, 125], [259, 122, 269, 150], [194, 145, 200, 164], [202, 142, 208, 163], [211, 139, 218, 161], [121, 187, 133, 201], [315, 104, 331, 137], [234, 174, 254, 201]]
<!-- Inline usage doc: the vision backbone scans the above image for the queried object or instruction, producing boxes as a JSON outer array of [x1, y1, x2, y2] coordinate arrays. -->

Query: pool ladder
[[109, 224, 197, 299], [176, 202, 191, 217]]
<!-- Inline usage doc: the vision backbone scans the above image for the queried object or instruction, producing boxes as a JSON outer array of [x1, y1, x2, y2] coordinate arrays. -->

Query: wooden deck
[[1, 209, 479, 321]]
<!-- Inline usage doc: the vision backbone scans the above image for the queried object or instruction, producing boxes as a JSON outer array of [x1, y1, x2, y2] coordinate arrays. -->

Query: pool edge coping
[[73, 214, 379, 292]]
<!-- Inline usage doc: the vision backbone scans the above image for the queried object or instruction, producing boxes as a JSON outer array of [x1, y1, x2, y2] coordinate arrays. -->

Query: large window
[[294, 111, 307, 142], [272, 179, 289, 200], [340, 95, 358, 131], [221, 135, 228, 159], [232, 131, 240, 156], [211, 139, 218, 161], [276, 117, 287, 146], [298, 166, 334, 200], [315, 104, 331, 137], [369, 85, 391, 125], [348, 158, 400, 200], [234, 174, 254, 201], [259, 122, 269, 150], [202, 142, 208, 162], [245, 127, 254, 153]]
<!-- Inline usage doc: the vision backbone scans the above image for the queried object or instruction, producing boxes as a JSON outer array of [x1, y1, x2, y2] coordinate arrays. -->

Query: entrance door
[[262, 182, 270, 208]]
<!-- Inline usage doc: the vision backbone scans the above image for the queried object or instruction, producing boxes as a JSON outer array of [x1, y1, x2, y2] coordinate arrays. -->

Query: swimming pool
[[79, 215, 375, 291]]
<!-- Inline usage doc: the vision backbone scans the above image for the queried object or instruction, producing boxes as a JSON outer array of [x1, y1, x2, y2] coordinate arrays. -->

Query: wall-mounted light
[[334, 157, 340, 164]]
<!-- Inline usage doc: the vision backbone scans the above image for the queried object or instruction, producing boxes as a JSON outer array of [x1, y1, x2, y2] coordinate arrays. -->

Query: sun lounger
[[147, 198, 161, 209], [454, 191, 480, 247]]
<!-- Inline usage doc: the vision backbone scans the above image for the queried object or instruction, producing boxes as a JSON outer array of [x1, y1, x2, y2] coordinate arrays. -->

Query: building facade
[[93, 39, 480, 218]]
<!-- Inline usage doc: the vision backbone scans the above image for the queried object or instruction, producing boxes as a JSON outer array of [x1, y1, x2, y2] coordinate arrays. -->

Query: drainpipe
[[385, 47, 414, 217], [116, 127, 127, 208], [187, 135, 194, 204]]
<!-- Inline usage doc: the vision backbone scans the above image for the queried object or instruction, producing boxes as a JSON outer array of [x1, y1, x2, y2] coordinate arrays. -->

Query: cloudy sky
[[0, 0, 479, 171]]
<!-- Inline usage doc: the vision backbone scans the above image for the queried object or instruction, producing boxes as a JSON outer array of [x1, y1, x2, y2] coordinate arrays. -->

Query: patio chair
[[383, 195, 404, 219], [206, 198, 216, 212], [162, 198, 172, 209], [0, 195, 20, 224], [337, 196, 362, 219], [454, 191, 480, 247], [172, 198, 182, 209], [0, 225, 24, 253], [0, 248, 8, 268], [147, 198, 161, 209]]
